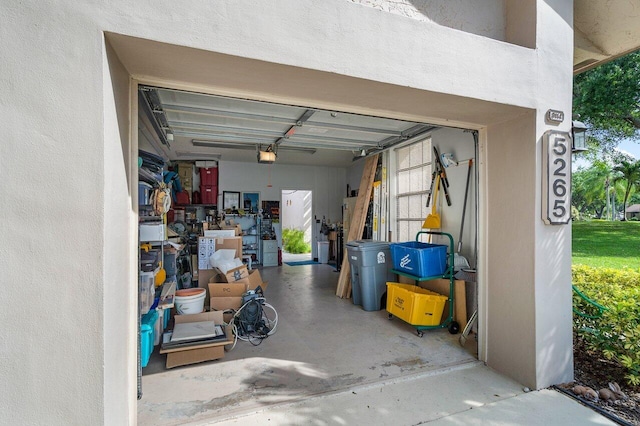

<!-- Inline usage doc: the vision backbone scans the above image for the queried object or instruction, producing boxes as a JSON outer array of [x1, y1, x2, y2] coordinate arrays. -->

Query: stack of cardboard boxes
[[208, 265, 268, 323], [159, 233, 268, 369], [177, 161, 193, 200]]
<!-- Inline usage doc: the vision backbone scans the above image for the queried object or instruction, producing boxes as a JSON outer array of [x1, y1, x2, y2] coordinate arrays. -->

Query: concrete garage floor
[[138, 264, 614, 425], [138, 263, 478, 424]]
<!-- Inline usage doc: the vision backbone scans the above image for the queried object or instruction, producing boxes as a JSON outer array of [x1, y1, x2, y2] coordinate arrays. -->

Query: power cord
[[225, 298, 278, 349]]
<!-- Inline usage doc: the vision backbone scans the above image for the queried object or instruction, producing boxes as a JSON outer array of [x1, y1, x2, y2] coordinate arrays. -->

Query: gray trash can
[[345, 240, 395, 311]]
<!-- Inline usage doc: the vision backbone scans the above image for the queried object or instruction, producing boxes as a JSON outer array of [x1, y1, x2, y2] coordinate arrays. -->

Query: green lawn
[[572, 221, 640, 269]]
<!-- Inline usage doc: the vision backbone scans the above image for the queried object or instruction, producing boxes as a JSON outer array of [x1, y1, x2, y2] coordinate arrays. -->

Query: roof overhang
[[574, 0, 640, 74]]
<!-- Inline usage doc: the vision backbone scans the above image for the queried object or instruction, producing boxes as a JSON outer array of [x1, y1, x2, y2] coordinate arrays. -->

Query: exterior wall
[[104, 41, 136, 425], [0, 0, 574, 423], [480, 0, 574, 389], [347, 0, 507, 41], [532, 0, 575, 388], [485, 114, 538, 386]]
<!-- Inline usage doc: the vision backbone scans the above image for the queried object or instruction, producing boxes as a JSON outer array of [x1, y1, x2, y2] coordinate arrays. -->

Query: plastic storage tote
[[200, 185, 217, 204], [389, 241, 447, 277], [199, 167, 218, 186], [386, 282, 447, 326], [140, 309, 159, 368], [346, 240, 395, 311]]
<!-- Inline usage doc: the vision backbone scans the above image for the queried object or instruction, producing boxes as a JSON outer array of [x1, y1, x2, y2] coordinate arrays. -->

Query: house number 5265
[[542, 130, 572, 225]]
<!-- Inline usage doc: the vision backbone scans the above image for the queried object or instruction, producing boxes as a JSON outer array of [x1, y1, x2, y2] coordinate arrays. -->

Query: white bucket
[[174, 288, 206, 314]]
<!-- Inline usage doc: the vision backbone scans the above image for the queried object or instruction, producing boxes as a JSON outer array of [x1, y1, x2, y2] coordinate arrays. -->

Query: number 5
[[553, 199, 566, 218], [553, 138, 566, 156]]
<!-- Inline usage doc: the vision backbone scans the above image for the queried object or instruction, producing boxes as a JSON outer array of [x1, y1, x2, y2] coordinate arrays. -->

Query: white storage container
[[139, 272, 155, 314], [139, 223, 165, 242]]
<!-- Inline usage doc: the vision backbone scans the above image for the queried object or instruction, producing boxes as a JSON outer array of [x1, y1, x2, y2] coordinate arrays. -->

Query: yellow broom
[[422, 174, 441, 229]]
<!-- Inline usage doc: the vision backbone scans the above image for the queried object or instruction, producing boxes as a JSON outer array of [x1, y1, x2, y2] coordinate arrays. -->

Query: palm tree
[[612, 158, 640, 220]]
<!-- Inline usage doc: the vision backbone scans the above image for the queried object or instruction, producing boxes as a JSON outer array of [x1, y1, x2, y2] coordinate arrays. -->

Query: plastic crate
[[140, 309, 159, 368], [199, 167, 218, 186], [389, 241, 447, 277], [386, 282, 447, 326], [200, 185, 218, 204]]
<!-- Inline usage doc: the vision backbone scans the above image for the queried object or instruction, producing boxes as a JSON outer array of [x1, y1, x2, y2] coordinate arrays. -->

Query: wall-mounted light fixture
[[571, 120, 588, 153]]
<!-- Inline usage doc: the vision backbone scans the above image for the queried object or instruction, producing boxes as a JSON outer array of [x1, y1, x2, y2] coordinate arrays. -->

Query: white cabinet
[[262, 239, 279, 267]]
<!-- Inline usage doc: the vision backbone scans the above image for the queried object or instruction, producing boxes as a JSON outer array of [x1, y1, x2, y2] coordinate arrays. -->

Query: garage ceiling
[[140, 86, 437, 167]]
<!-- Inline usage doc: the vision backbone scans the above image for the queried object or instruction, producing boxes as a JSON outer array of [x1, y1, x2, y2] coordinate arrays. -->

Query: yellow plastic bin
[[386, 282, 447, 326]]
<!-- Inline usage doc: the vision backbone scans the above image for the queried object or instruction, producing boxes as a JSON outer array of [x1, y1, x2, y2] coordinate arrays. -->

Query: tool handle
[[457, 159, 473, 252], [431, 175, 440, 213], [440, 174, 452, 206], [426, 171, 437, 207]]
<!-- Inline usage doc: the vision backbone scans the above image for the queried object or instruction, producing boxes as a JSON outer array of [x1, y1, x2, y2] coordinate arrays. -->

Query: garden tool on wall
[[433, 146, 452, 206]]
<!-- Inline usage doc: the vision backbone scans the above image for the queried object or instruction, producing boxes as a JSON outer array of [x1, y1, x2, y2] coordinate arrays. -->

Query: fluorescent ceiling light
[[175, 151, 221, 159]]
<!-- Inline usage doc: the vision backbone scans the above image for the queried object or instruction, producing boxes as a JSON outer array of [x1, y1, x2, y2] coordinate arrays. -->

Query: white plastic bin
[[318, 241, 329, 264]]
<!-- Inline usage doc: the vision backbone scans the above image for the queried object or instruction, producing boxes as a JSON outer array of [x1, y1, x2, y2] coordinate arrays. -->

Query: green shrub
[[282, 228, 311, 254], [573, 265, 640, 385]]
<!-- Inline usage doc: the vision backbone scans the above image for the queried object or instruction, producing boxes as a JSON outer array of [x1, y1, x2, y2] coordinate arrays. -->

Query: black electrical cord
[[235, 299, 269, 346], [552, 386, 634, 426]]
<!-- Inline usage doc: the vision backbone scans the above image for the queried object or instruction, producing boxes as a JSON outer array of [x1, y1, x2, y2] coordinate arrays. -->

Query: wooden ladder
[[336, 154, 379, 298]]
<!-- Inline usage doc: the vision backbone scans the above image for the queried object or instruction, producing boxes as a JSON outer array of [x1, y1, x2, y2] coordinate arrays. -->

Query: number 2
[[553, 158, 566, 177]]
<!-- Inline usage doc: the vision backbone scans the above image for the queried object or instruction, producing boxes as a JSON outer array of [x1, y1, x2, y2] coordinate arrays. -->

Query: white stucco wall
[[1, 0, 574, 423], [219, 161, 345, 259], [348, 0, 507, 41]]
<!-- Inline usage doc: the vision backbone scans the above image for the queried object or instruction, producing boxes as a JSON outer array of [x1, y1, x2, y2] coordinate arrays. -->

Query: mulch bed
[[559, 335, 640, 425]]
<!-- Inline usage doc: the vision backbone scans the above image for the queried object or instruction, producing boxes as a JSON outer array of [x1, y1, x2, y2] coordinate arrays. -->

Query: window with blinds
[[395, 138, 432, 242]]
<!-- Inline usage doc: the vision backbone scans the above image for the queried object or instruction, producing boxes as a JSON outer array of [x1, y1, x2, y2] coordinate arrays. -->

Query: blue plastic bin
[[389, 241, 448, 277], [140, 309, 159, 368]]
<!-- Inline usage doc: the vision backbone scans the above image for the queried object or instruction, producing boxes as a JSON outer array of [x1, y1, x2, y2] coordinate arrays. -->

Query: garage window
[[395, 138, 432, 242]]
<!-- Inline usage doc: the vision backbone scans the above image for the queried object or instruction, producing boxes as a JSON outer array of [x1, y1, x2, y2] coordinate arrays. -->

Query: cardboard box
[[159, 310, 232, 369], [195, 160, 218, 168], [234, 268, 268, 291], [416, 278, 467, 330], [210, 296, 243, 311], [197, 236, 243, 271], [197, 237, 217, 270], [219, 265, 249, 283], [216, 237, 242, 258], [208, 282, 248, 297], [204, 229, 236, 238], [208, 282, 248, 311], [220, 224, 242, 236]]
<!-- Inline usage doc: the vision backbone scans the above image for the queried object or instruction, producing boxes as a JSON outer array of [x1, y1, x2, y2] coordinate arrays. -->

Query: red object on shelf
[[200, 167, 218, 186], [175, 191, 190, 205], [200, 185, 217, 204], [167, 209, 175, 223]]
